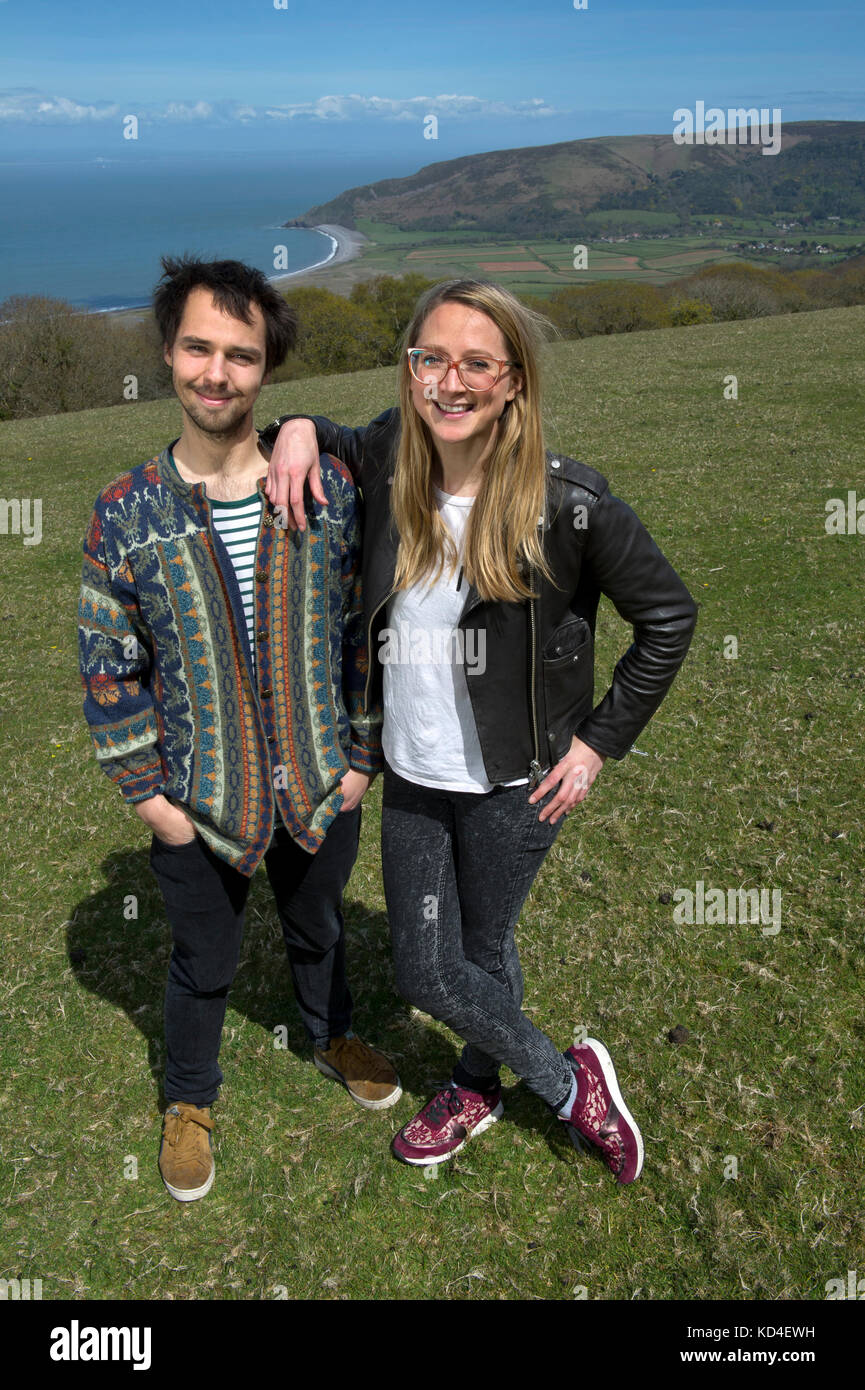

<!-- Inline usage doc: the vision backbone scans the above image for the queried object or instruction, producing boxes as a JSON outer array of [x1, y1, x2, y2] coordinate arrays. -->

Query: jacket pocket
[[543, 616, 592, 665], [543, 618, 594, 759]]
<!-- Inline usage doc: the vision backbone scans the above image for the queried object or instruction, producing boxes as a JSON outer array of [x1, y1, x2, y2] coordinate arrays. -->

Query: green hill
[[287, 121, 865, 235], [0, 307, 861, 1303]]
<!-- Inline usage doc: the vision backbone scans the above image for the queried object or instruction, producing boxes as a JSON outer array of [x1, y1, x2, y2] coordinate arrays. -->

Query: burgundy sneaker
[[393, 1082, 503, 1166], [561, 1039, 644, 1184]]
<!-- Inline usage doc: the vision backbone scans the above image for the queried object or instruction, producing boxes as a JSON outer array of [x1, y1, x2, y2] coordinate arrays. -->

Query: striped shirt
[[210, 494, 263, 669]]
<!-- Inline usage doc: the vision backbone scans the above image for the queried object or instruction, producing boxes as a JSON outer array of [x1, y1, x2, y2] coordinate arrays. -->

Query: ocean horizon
[[0, 150, 394, 311]]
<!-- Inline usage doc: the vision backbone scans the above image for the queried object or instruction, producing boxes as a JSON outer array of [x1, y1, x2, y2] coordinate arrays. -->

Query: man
[[78, 256, 400, 1203]]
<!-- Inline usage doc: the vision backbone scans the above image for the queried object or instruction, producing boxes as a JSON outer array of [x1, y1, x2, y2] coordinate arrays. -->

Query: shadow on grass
[[65, 848, 579, 1161]]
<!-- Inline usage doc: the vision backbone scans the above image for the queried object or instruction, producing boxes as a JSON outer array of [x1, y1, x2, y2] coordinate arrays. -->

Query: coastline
[[98, 223, 371, 325], [269, 223, 370, 290]]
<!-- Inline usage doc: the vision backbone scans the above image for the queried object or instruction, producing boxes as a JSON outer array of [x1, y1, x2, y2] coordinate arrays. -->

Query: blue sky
[[0, 0, 863, 164]]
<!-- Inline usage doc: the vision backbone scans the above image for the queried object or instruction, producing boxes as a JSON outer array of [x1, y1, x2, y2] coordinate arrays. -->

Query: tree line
[[1, 258, 863, 422]]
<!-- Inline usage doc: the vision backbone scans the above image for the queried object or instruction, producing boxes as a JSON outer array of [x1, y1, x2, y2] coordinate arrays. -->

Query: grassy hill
[[0, 306, 862, 1302], [289, 122, 865, 235]]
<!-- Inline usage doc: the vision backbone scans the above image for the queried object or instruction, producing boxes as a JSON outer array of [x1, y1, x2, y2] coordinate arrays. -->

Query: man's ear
[[163, 341, 173, 368]]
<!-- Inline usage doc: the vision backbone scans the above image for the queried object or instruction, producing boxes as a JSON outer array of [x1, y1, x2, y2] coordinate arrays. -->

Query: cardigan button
[[257, 629, 268, 642], [256, 570, 268, 583], [260, 687, 273, 699], [264, 513, 274, 527]]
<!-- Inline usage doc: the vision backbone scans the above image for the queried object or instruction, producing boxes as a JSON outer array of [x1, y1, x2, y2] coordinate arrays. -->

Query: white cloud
[[159, 101, 214, 121], [0, 89, 120, 123], [0, 88, 563, 125], [263, 93, 560, 122]]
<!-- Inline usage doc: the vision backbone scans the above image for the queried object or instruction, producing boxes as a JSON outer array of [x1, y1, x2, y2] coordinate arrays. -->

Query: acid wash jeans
[[381, 765, 574, 1110]]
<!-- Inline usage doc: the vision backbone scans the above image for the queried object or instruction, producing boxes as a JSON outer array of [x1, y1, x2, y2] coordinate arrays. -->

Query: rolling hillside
[[286, 122, 865, 235], [0, 306, 861, 1302]]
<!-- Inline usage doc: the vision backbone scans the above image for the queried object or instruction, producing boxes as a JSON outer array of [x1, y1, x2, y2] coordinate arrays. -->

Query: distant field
[[0, 306, 862, 1302], [584, 209, 681, 229], [298, 222, 762, 296], [650, 250, 736, 268]]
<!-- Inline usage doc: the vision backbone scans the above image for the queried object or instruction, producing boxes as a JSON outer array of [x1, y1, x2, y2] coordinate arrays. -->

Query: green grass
[[583, 209, 683, 229], [354, 219, 496, 246], [0, 307, 863, 1301], [340, 223, 822, 295]]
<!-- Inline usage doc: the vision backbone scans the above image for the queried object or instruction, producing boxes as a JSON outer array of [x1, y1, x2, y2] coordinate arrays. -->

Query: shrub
[[0, 297, 170, 420], [544, 282, 671, 339], [349, 274, 435, 358], [271, 287, 391, 380], [669, 298, 714, 326]]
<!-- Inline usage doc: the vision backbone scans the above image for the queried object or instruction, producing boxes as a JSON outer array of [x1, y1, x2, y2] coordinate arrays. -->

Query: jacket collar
[[155, 441, 202, 503]]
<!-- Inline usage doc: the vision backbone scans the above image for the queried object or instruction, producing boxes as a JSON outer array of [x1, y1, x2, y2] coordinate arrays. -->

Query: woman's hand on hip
[[262, 417, 326, 532], [528, 736, 605, 824]]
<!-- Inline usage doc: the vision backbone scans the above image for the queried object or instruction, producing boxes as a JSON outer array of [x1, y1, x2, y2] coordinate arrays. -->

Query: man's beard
[[181, 391, 251, 441]]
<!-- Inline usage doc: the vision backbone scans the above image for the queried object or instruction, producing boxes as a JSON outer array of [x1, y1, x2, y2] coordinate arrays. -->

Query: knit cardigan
[[78, 445, 382, 875]]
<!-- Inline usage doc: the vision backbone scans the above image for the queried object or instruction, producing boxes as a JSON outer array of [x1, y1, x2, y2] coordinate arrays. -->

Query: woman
[[261, 280, 697, 1182]]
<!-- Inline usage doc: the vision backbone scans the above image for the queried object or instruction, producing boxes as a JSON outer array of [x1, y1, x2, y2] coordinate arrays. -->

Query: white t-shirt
[[382, 486, 526, 793]]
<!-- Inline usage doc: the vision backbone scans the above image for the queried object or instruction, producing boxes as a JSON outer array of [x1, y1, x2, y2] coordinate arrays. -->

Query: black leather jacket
[[259, 408, 698, 784]]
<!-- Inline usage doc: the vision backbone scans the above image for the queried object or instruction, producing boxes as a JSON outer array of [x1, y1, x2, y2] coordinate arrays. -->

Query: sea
[[0, 150, 399, 312]]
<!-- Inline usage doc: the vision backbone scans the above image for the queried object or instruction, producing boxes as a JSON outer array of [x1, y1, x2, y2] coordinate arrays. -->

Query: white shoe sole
[[396, 1100, 504, 1166], [578, 1038, 644, 1181], [161, 1163, 215, 1202], [314, 1055, 403, 1110]]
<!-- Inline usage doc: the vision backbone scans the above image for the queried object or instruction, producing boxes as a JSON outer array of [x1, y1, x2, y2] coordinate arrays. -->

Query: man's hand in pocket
[[339, 770, 372, 813], [134, 794, 197, 846]]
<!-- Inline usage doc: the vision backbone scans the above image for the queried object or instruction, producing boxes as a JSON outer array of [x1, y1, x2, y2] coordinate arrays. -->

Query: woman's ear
[[505, 369, 524, 403]]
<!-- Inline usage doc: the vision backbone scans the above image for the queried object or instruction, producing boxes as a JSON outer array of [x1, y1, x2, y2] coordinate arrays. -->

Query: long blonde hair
[[392, 279, 552, 603]]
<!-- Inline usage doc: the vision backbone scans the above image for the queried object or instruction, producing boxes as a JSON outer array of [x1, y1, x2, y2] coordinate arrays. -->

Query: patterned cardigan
[[78, 445, 382, 875]]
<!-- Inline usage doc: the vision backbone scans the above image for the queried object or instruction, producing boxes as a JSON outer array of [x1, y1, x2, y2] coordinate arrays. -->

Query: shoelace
[[423, 1086, 463, 1129], [593, 1125, 625, 1174], [165, 1107, 213, 1147], [572, 1061, 610, 1133], [566, 1059, 627, 1175]]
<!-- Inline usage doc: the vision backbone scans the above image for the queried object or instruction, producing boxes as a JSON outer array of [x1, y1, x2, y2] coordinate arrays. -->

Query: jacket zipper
[[528, 594, 542, 788], [363, 587, 395, 715], [528, 509, 546, 788]]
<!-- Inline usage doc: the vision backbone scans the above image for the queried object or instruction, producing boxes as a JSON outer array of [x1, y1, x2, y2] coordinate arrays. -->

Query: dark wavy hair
[[153, 255, 297, 374]]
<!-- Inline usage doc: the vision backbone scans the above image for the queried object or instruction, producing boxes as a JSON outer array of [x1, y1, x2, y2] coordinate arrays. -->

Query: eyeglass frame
[[406, 348, 520, 393]]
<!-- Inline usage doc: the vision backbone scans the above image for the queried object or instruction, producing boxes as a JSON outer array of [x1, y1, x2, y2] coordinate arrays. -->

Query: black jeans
[[381, 767, 573, 1109], [150, 810, 361, 1106]]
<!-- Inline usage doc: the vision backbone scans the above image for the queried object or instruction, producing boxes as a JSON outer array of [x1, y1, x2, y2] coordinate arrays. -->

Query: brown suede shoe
[[313, 1034, 402, 1110], [159, 1103, 215, 1202]]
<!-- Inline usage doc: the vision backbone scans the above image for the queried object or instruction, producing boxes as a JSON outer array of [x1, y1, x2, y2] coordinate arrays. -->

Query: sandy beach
[[270, 223, 372, 292], [104, 223, 375, 326]]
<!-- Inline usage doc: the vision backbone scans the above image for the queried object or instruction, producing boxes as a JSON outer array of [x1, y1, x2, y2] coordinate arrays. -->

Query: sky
[[0, 0, 862, 169]]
